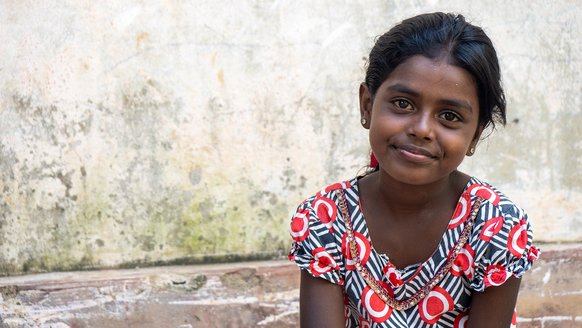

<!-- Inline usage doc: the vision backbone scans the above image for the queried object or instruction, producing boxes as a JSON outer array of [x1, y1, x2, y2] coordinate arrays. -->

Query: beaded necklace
[[335, 189, 483, 311]]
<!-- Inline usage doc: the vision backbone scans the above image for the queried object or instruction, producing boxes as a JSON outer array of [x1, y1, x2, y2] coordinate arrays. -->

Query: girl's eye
[[393, 99, 413, 111], [441, 111, 461, 122]]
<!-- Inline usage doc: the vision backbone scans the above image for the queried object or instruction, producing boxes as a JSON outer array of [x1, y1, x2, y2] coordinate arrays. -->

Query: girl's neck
[[368, 169, 467, 212]]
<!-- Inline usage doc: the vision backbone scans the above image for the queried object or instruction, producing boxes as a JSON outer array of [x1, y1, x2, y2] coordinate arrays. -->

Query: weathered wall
[[0, 1, 580, 275]]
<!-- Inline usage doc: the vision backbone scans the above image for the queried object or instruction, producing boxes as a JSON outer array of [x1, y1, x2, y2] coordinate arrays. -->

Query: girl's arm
[[466, 276, 521, 327], [299, 270, 345, 328]]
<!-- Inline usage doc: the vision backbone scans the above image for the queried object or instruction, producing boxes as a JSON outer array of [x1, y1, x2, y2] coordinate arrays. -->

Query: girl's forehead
[[390, 55, 474, 83], [380, 55, 479, 107], [387, 56, 476, 89]]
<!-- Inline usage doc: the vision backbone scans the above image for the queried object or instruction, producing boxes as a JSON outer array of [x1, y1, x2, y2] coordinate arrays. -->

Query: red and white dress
[[289, 176, 538, 327]]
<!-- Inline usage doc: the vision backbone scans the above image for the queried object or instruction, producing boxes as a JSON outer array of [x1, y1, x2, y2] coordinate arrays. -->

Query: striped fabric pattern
[[289, 176, 537, 327]]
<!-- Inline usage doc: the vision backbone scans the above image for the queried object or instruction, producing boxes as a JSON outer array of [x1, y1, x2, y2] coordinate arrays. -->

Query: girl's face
[[360, 55, 481, 186]]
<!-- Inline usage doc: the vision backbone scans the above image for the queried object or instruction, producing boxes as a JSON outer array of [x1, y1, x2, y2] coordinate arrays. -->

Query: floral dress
[[288, 176, 539, 327]]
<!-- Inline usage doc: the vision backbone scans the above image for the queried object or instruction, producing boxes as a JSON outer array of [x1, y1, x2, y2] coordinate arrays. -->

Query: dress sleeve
[[288, 196, 344, 285], [470, 203, 539, 292]]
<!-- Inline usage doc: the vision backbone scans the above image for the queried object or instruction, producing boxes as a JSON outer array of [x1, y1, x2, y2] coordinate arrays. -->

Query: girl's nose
[[408, 112, 434, 141]]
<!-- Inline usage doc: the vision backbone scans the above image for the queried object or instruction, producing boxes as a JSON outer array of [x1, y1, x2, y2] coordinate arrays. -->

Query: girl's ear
[[359, 83, 372, 129], [466, 125, 484, 156]]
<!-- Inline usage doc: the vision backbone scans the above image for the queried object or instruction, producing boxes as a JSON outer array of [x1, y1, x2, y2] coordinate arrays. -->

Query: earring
[[469, 147, 476, 155], [361, 118, 367, 125]]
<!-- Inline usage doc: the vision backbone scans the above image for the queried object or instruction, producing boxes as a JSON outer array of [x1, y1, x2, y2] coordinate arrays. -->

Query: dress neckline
[[351, 176, 478, 274]]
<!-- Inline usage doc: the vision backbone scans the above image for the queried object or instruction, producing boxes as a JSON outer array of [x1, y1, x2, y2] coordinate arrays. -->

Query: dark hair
[[364, 12, 506, 130]]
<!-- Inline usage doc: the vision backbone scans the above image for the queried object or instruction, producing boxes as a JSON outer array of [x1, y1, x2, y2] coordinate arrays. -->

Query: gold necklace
[[335, 189, 483, 311]]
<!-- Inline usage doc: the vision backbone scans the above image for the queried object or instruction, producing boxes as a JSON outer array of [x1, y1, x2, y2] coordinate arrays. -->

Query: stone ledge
[[0, 243, 580, 327], [0, 261, 299, 328]]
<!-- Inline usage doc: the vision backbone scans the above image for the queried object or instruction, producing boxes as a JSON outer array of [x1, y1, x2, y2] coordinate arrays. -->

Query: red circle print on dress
[[342, 232, 371, 270], [318, 181, 352, 196], [453, 310, 469, 328], [508, 219, 528, 258], [383, 262, 403, 287], [418, 286, 454, 324], [484, 264, 510, 287], [309, 247, 338, 276], [290, 208, 309, 242], [467, 184, 500, 206], [312, 196, 337, 231], [362, 282, 393, 322], [449, 192, 471, 229], [451, 244, 475, 279], [480, 216, 504, 242]]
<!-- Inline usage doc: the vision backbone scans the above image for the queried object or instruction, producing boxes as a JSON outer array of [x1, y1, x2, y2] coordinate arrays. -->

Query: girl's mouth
[[393, 145, 438, 163]]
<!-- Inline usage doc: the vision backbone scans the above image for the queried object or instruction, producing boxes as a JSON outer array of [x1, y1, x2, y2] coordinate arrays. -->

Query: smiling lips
[[393, 144, 438, 163]]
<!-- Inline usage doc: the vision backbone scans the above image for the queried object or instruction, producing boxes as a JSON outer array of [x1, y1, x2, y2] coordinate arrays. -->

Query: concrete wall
[[0, 1, 580, 276]]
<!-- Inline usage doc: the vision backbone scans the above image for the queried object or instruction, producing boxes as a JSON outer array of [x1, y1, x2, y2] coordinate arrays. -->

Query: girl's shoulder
[[465, 177, 540, 291], [289, 179, 359, 241], [297, 178, 359, 206], [466, 176, 527, 218]]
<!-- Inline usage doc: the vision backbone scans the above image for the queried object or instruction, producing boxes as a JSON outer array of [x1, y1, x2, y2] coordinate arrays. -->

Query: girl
[[288, 12, 538, 328]]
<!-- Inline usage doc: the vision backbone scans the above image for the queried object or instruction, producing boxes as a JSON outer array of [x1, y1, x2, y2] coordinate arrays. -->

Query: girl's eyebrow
[[387, 83, 419, 97], [440, 98, 474, 113], [387, 83, 473, 112]]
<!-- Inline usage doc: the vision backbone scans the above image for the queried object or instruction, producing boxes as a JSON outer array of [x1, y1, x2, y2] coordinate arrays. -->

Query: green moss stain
[[4, 174, 292, 275], [0, 261, 18, 277], [17, 197, 111, 274], [21, 253, 96, 274], [4, 161, 292, 275], [174, 177, 290, 258], [177, 193, 249, 254]]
